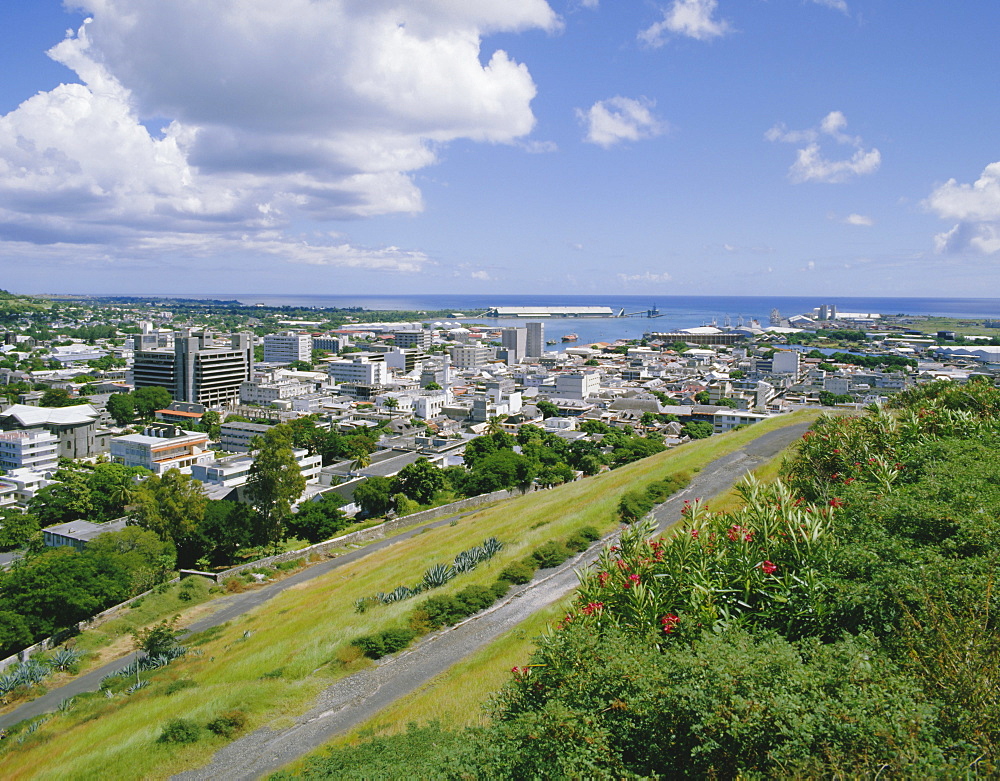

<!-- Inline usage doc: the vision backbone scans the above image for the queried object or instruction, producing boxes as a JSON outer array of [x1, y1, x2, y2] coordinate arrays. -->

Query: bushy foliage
[[157, 718, 202, 744]]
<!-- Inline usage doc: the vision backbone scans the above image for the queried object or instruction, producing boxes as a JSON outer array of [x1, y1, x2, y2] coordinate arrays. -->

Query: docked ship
[[561, 333, 579, 342]]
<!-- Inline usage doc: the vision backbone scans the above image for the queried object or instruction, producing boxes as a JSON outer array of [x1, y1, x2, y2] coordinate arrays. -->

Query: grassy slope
[[0, 411, 816, 780]]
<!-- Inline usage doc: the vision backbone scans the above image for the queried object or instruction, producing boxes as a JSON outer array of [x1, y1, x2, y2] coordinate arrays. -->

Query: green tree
[[352, 476, 395, 518], [286, 494, 348, 543], [424, 381, 442, 391], [246, 425, 306, 551], [694, 390, 711, 404], [0, 508, 40, 551], [681, 421, 714, 439], [40, 388, 77, 407], [28, 467, 95, 526], [200, 500, 259, 566], [130, 470, 208, 567], [132, 386, 173, 419], [392, 457, 445, 505], [535, 400, 559, 419], [0, 610, 33, 658], [200, 409, 221, 440], [106, 392, 136, 426], [384, 397, 400, 418]]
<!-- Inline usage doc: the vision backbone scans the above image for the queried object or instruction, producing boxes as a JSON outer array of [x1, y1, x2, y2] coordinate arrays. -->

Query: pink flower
[[661, 614, 680, 633], [598, 571, 610, 587], [761, 560, 777, 575], [581, 601, 604, 616], [690, 529, 700, 539], [624, 573, 641, 588], [829, 497, 843, 508]]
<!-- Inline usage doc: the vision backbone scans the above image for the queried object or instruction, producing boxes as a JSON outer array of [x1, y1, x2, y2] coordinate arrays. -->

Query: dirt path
[[174, 421, 811, 781]]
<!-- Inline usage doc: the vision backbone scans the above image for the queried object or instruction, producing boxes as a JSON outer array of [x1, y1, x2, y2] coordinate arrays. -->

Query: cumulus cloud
[[0, 0, 558, 272], [639, 0, 732, 46], [578, 96, 667, 148], [618, 271, 673, 284], [927, 162, 1000, 254], [766, 111, 880, 183], [844, 213, 874, 226]]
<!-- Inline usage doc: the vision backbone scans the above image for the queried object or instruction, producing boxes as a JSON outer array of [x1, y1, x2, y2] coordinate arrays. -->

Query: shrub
[[491, 580, 511, 601], [566, 526, 601, 552], [223, 578, 245, 594], [157, 718, 202, 744], [499, 561, 535, 585], [353, 627, 418, 659], [164, 678, 197, 695], [419, 595, 464, 629], [206, 709, 248, 738], [455, 584, 496, 615], [531, 541, 572, 569]]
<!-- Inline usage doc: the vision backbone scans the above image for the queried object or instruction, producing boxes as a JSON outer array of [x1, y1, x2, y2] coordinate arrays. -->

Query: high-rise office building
[[501, 327, 527, 363], [526, 321, 544, 358], [263, 332, 312, 364], [131, 331, 254, 407]]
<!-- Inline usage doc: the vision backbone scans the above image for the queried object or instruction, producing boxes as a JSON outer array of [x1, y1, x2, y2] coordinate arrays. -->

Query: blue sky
[[1, 0, 999, 298]]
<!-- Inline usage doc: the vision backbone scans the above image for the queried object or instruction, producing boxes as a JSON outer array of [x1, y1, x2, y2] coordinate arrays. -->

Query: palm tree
[[351, 449, 372, 475], [486, 414, 508, 436], [384, 397, 399, 419]]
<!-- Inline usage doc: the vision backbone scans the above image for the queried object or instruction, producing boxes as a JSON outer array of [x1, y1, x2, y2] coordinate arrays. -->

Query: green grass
[[0, 412, 816, 779]]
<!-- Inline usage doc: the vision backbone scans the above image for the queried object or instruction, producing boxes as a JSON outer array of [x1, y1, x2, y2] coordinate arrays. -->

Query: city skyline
[[1, 1, 999, 297]]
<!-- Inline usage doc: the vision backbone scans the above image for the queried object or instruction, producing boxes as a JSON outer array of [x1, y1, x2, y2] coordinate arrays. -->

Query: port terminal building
[[485, 306, 614, 318]]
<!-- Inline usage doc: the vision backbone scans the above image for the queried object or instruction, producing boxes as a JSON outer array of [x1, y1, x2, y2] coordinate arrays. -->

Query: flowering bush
[[571, 477, 836, 641]]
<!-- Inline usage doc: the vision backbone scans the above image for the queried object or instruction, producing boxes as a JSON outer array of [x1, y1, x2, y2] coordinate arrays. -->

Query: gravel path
[[174, 421, 811, 781]]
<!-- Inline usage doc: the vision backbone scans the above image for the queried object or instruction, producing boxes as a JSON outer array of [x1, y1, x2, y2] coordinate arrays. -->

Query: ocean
[[172, 294, 1000, 345]]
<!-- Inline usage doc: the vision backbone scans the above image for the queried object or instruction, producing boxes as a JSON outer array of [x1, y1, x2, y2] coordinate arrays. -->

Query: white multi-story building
[[190, 448, 322, 489], [449, 345, 495, 370], [501, 328, 527, 364], [553, 371, 601, 399], [110, 425, 213, 474], [328, 356, 388, 385], [263, 332, 313, 364], [0, 430, 59, 472], [240, 376, 315, 405], [772, 350, 801, 375]]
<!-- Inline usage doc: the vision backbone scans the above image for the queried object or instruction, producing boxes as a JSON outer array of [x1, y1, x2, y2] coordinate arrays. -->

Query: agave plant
[[50, 647, 84, 672], [57, 696, 75, 713], [0, 673, 18, 697], [452, 551, 478, 574], [422, 563, 455, 589], [481, 537, 504, 558], [125, 679, 150, 694]]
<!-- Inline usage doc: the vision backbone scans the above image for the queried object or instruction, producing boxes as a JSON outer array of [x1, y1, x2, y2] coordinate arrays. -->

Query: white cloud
[[844, 213, 874, 226], [618, 271, 673, 284], [639, 0, 732, 47], [0, 0, 558, 270], [470, 270, 495, 281], [927, 162, 1000, 254], [766, 111, 880, 183], [808, 0, 849, 14], [577, 96, 667, 148]]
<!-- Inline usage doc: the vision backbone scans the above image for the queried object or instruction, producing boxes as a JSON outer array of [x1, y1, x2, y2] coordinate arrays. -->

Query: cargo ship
[[561, 333, 579, 342]]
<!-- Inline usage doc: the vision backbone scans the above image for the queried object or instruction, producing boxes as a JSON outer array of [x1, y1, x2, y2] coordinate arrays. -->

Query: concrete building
[[772, 350, 801, 375], [219, 421, 273, 453], [43, 518, 129, 552], [110, 425, 212, 474], [240, 374, 315, 405], [0, 430, 59, 472], [526, 321, 544, 359], [191, 448, 322, 490], [0, 403, 107, 459], [263, 332, 312, 364], [449, 345, 495, 370], [501, 327, 527, 364], [393, 330, 432, 350], [131, 331, 253, 407], [328, 356, 388, 386], [553, 371, 601, 399]]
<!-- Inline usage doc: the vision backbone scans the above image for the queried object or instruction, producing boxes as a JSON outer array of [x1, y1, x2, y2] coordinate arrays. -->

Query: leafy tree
[[130, 470, 208, 567], [818, 391, 854, 406], [465, 449, 535, 495], [353, 476, 395, 518], [0, 508, 40, 551], [717, 397, 739, 409], [288, 360, 313, 371], [132, 386, 173, 419], [535, 400, 559, 419], [199, 500, 260, 565], [246, 424, 306, 551], [424, 381, 442, 391], [286, 494, 348, 543], [28, 468, 95, 526], [40, 388, 78, 407], [88, 462, 148, 522], [681, 421, 714, 439], [0, 610, 33, 658], [87, 526, 174, 593], [133, 617, 182, 657], [729, 369, 745, 379], [392, 457, 445, 505], [694, 390, 711, 404], [200, 409, 221, 440], [106, 392, 136, 426]]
